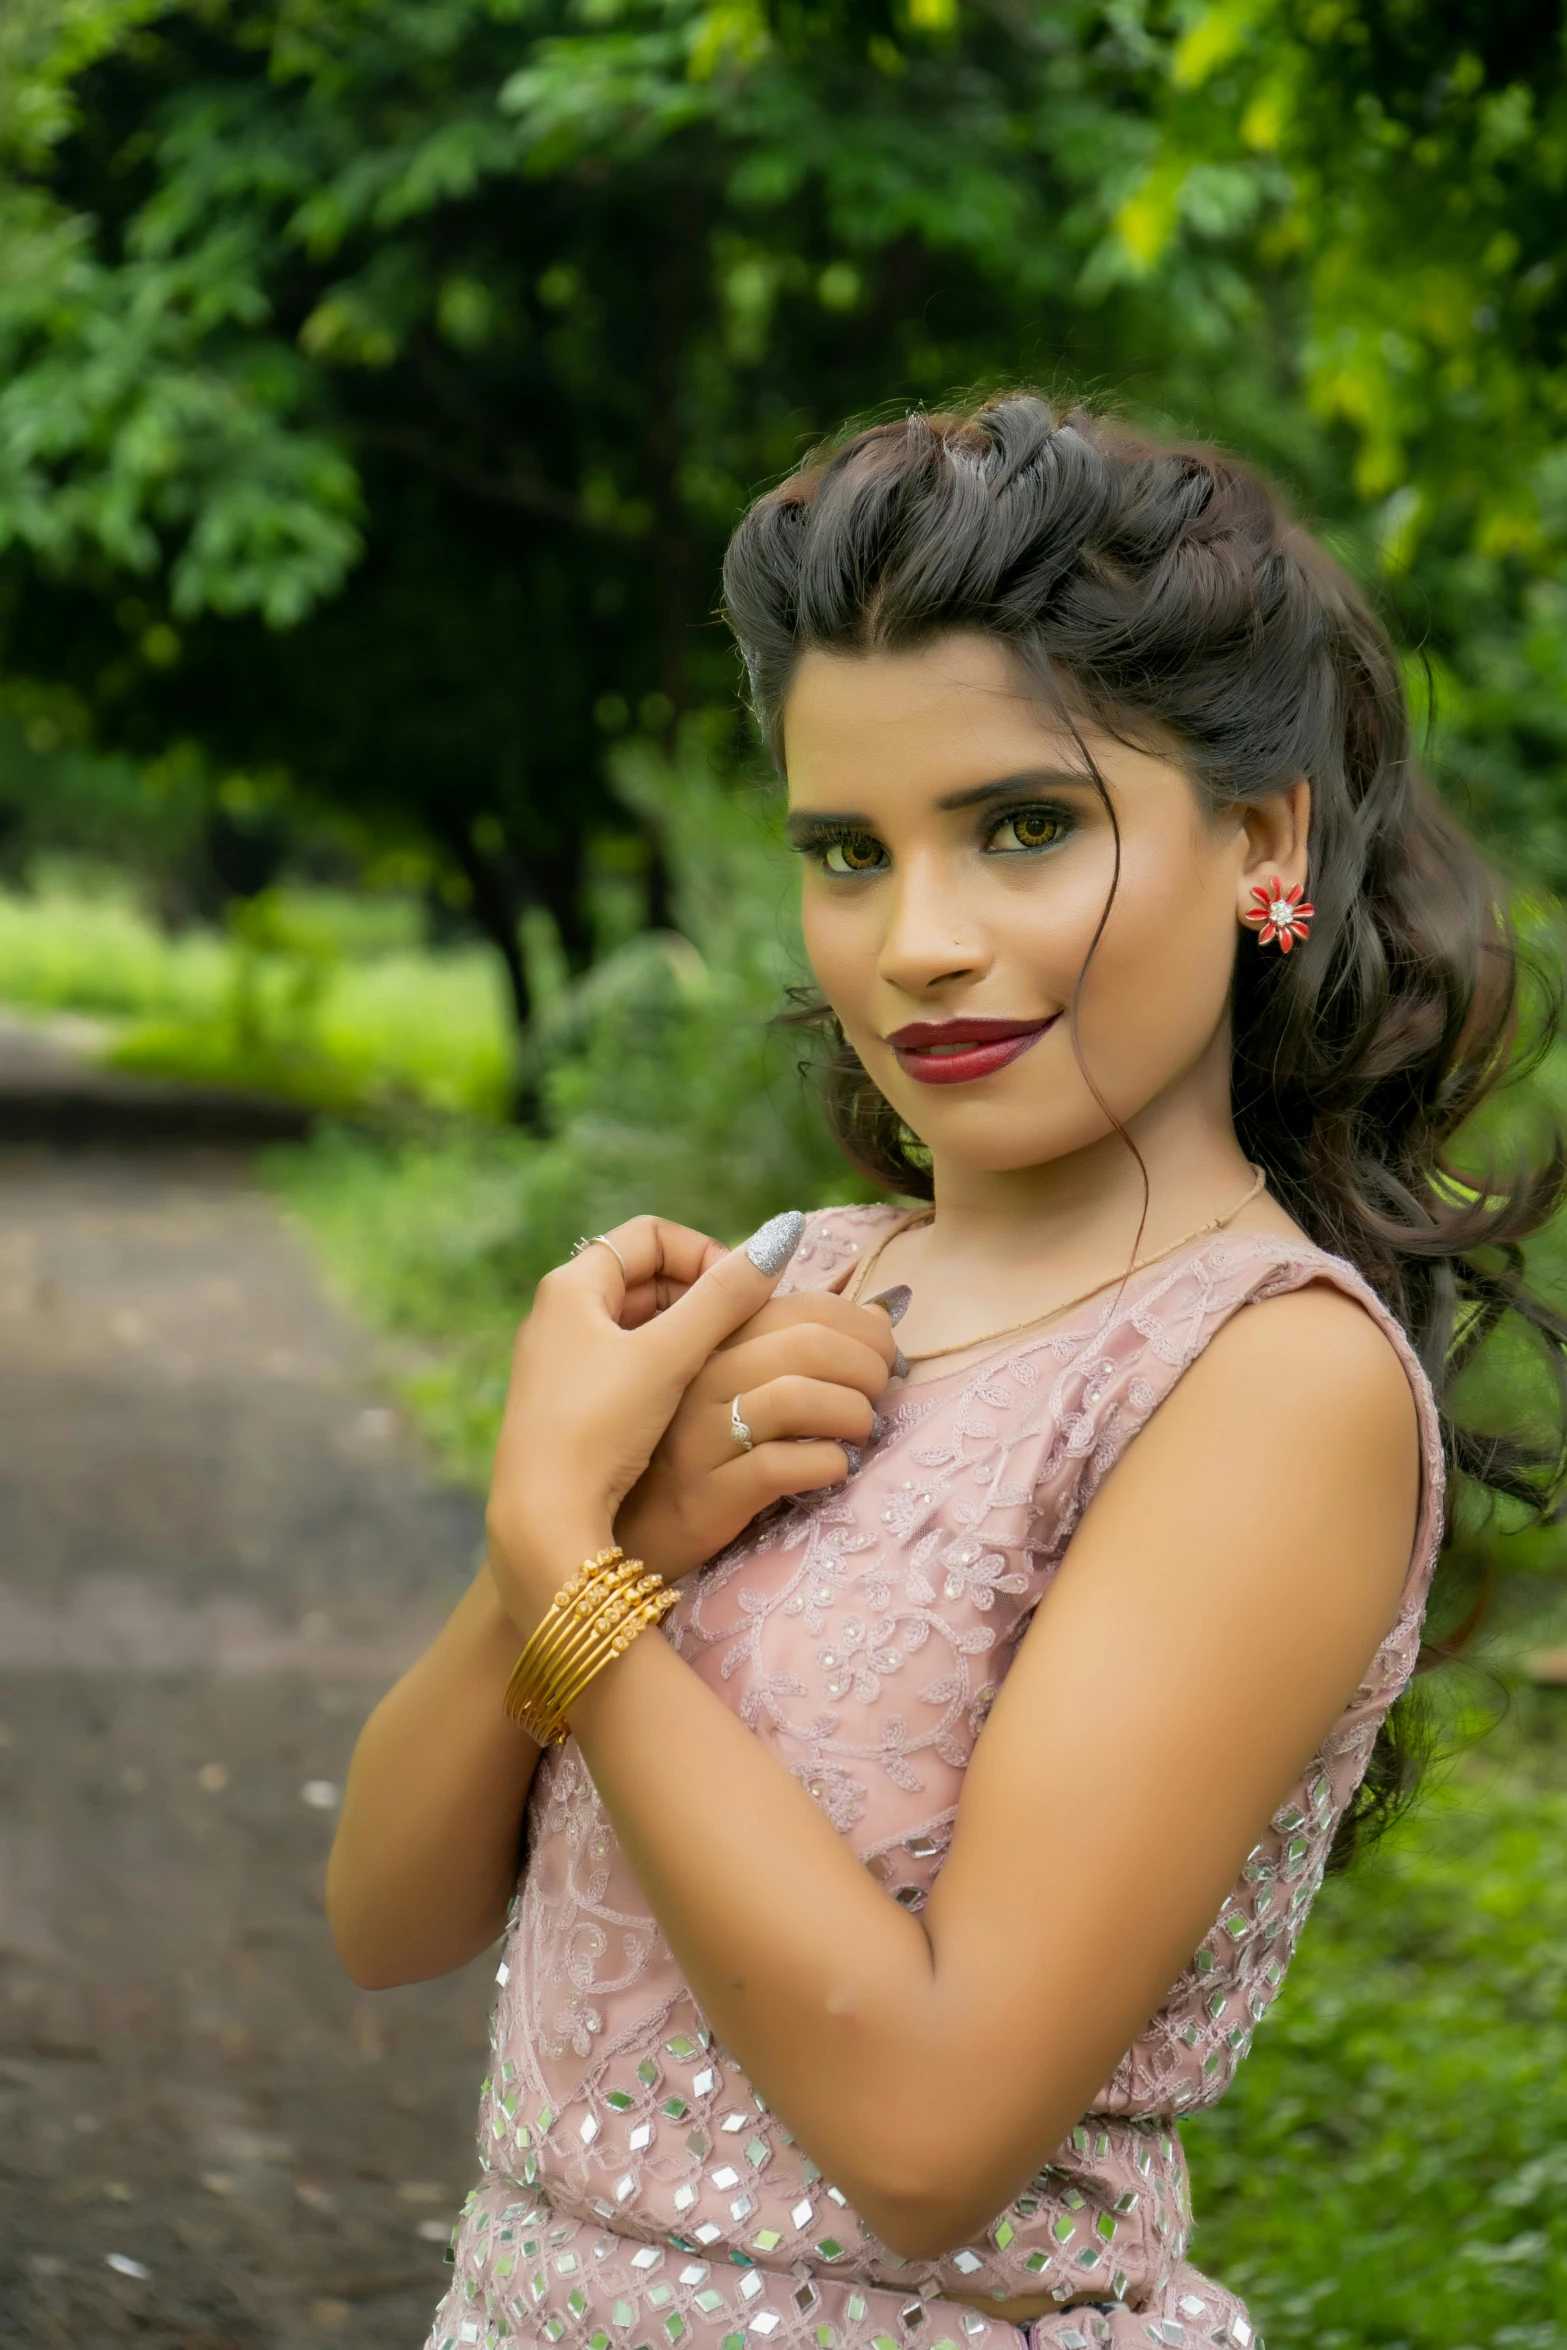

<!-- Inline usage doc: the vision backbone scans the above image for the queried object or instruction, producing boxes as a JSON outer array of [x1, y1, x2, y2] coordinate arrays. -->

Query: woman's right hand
[[614, 1291, 905, 1577]]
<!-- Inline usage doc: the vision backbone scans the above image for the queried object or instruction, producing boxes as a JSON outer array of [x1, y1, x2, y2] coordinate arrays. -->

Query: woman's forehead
[[782, 642, 1189, 812], [784, 638, 1090, 785]]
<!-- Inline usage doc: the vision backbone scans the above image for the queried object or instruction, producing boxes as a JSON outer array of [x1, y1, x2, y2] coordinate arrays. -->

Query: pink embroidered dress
[[427, 1208, 1444, 2350]]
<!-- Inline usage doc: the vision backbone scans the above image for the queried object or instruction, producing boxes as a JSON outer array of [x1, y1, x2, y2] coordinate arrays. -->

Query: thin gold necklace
[[849, 1165, 1268, 1367]]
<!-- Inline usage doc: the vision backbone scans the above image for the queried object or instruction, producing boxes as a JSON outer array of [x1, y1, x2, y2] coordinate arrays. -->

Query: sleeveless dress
[[426, 1208, 1445, 2350]]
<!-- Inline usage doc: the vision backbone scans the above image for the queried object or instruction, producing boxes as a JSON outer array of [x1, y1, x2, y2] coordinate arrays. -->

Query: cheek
[[800, 891, 868, 1017], [1087, 846, 1238, 1048]]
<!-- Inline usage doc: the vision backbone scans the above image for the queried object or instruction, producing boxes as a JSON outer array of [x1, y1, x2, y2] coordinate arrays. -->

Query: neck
[[924, 1104, 1257, 1278]]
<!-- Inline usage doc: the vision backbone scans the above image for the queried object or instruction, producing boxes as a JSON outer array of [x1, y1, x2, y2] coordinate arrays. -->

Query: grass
[[0, 871, 230, 1019], [1184, 1702, 1567, 2350], [112, 942, 514, 1116], [0, 873, 514, 1116]]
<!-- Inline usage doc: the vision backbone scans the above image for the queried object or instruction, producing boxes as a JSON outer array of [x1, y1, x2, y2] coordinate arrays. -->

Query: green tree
[[1112, 0, 1567, 880], [0, 0, 1281, 1041], [2, 0, 1566, 1047]]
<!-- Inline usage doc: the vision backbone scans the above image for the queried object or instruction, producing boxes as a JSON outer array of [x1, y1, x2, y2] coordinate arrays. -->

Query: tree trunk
[[533, 827, 593, 974], [638, 188, 704, 942], [645, 186, 703, 724], [438, 819, 539, 1123]]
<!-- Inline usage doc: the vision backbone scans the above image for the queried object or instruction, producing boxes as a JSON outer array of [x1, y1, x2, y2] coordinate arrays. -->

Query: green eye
[[989, 806, 1067, 854], [822, 831, 886, 874]]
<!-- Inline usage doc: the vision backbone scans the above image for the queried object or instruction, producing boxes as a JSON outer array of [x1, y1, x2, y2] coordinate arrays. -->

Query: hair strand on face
[[724, 391, 1567, 1865]]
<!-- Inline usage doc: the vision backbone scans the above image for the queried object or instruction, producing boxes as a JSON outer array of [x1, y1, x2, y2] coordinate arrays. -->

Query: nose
[[875, 853, 991, 999]]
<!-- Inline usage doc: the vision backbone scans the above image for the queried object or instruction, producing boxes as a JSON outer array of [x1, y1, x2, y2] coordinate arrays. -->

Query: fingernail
[[891, 1347, 909, 1380], [744, 1210, 806, 1276], [867, 1285, 912, 1327], [869, 1411, 885, 1441]]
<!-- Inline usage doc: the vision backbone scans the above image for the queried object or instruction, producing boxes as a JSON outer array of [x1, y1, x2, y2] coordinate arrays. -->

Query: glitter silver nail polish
[[867, 1285, 912, 1326], [743, 1210, 806, 1275]]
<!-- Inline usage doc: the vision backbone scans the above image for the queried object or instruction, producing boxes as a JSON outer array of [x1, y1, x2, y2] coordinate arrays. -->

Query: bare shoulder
[[1053, 1274, 1423, 1650], [1175, 1275, 1419, 1472]]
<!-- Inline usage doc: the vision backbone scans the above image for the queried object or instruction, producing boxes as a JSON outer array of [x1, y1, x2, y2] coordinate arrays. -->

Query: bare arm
[[542, 1284, 1419, 2257], [325, 1219, 893, 1988], [326, 1563, 542, 1988]]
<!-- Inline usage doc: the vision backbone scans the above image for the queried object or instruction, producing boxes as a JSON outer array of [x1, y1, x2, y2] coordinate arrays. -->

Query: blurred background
[[0, 3, 1565, 2347]]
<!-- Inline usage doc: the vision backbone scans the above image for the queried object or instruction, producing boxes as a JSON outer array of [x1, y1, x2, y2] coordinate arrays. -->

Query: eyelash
[[799, 803, 1073, 876]]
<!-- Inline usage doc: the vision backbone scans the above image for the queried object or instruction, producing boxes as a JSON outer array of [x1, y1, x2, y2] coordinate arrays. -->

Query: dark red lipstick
[[886, 1014, 1057, 1086]]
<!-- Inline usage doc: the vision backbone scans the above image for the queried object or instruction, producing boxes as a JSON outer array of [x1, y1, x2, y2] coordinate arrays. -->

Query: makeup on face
[[886, 1015, 1059, 1087], [784, 638, 1253, 1173]]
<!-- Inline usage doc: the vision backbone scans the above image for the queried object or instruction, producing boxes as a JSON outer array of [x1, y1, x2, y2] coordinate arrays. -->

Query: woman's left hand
[[483, 1212, 807, 1633], [614, 1289, 900, 1577]]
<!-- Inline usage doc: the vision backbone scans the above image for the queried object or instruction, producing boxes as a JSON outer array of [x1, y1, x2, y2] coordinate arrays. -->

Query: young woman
[[327, 398, 1564, 2350]]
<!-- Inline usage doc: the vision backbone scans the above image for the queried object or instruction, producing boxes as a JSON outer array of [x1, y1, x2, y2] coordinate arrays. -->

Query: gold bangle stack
[[502, 1546, 677, 1746]]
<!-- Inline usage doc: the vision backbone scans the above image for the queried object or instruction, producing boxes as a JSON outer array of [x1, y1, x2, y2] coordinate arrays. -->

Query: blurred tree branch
[[355, 423, 638, 537], [0, 0, 1565, 1075]]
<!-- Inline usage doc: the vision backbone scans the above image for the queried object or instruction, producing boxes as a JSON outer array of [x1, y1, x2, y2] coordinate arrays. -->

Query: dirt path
[[0, 1025, 495, 2349]]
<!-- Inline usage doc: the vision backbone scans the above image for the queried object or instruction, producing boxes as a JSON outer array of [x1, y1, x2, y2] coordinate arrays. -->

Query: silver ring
[[729, 1394, 754, 1453], [571, 1232, 629, 1280]]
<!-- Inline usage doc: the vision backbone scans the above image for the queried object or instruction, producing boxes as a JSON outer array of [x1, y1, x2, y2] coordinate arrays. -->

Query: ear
[[1236, 780, 1310, 922]]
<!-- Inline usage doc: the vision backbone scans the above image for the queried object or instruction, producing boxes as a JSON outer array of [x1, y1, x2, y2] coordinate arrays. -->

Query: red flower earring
[[1243, 876, 1314, 953]]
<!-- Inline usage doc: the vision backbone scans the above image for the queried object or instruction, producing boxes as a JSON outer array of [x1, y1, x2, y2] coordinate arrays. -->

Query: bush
[[0, 870, 514, 1116], [0, 868, 229, 1020], [1185, 1709, 1567, 2350]]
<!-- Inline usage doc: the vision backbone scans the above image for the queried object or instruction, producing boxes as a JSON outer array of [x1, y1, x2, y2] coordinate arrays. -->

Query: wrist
[[567, 1608, 675, 1737], [499, 1548, 676, 1745], [486, 1514, 619, 1638]]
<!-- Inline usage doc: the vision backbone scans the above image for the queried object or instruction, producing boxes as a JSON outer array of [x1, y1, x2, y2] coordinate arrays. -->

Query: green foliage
[[1120, 1, 1567, 524], [0, 717, 215, 916], [0, 869, 514, 1111], [1116, 1, 1567, 884], [7, 0, 1566, 980], [0, 868, 229, 1016], [1186, 1718, 1567, 2350], [1, 22, 1564, 2343]]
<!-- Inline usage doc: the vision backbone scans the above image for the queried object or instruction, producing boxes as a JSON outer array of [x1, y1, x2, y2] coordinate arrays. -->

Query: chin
[[904, 1117, 1080, 1178]]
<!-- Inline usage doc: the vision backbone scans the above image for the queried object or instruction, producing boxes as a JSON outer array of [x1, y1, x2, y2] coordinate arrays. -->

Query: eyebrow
[[784, 767, 1094, 842]]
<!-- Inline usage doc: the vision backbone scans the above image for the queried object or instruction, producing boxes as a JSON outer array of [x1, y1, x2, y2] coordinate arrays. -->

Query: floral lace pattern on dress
[[428, 1209, 1443, 2350]]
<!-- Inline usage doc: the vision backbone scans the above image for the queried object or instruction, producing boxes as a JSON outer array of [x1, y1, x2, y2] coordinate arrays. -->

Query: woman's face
[[783, 633, 1304, 1181]]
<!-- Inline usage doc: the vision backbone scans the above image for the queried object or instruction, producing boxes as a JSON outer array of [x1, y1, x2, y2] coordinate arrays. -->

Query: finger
[[557, 1217, 727, 1320], [733, 1377, 876, 1448], [732, 1373, 880, 1448], [699, 1325, 892, 1405], [713, 1290, 899, 1369], [717, 1439, 853, 1508], [618, 1278, 699, 1330], [638, 1212, 807, 1377]]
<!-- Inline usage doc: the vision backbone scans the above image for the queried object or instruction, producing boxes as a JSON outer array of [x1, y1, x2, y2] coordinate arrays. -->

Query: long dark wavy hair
[[721, 393, 1567, 1863]]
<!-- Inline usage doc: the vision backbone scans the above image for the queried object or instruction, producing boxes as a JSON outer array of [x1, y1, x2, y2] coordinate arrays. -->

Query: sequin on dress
[[427, 1209, 1444, 2350]]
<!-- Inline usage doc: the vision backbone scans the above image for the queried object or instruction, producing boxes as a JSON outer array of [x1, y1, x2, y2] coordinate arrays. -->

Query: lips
[[886, 1015, 1057, 1087]]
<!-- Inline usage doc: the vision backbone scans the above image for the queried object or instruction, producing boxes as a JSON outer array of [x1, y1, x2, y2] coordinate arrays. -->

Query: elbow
[[847, 2144, 1002, 2264], [323, 1859, 411, 1992], [325, 1898, 402, 1993], [333, 1939, 406, 1994], [328, 1912, 434, 1992], [870, 2201, 985, 2266], [324, 1858, 506, 1990]]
